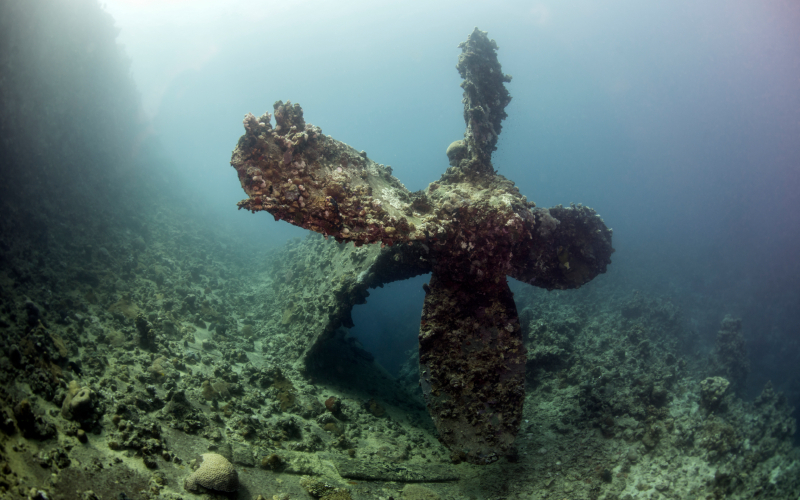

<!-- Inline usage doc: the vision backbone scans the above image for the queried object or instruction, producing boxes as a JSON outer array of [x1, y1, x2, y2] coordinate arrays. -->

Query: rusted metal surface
[[230, 27, 613, 464]]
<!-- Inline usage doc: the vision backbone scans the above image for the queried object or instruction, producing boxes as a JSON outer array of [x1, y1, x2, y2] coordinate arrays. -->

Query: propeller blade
[[419, 272, 526, 464], [231, 101, 426, 247], [510, 205, 614, 290]]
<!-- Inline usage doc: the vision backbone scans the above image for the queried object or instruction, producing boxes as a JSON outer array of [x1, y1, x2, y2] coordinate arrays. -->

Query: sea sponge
[[445, 140, 468, 165], [148, 356, 169, 379], [535, 208, 560, 237], [299, 476, 351, 499], [61, 381, 94, 421], [201, 380, 231, 400], [70, 387, 94, 419], [700, 376, 730, 410], [184, 453, 239, 492]]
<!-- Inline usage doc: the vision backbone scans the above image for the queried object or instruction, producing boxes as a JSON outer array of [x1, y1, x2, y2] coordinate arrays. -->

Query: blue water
[[106, 0, 800, 402]]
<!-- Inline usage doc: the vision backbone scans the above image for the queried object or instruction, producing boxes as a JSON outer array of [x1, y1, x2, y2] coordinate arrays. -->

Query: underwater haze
[[112, 0, 800, 391], [1, 0, 800, 498]]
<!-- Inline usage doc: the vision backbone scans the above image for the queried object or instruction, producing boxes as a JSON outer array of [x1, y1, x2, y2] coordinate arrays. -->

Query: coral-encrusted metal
[[231, 28, 614, 464]]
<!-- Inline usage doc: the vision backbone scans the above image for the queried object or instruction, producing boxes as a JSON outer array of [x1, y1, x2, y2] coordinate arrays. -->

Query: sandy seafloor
[[1, 1, 799, 499]]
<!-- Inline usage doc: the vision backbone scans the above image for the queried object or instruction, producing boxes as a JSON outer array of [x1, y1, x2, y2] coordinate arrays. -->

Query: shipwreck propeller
[[230, 28, 614, 464]]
